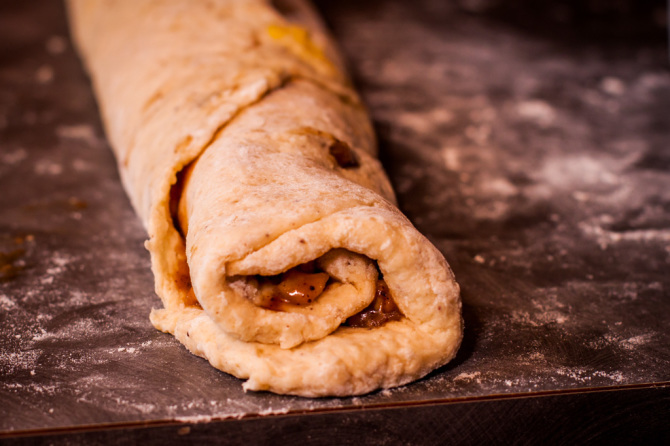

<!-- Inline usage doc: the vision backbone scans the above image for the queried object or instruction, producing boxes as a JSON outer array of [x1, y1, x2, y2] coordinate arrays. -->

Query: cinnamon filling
[[235, 260, 402, 328], [329, 139, 359, 168], [253, 261, 330, 311], [345, 280, 402, 328]]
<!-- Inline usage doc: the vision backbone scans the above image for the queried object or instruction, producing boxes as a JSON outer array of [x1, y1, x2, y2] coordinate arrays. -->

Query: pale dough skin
[[68, 0, 463, 396]]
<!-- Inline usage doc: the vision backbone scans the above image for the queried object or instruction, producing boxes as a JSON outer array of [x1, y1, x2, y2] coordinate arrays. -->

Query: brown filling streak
[[251, 261, 329, 311], [251, 262, 402, 328], [345, 279, 402, 328]]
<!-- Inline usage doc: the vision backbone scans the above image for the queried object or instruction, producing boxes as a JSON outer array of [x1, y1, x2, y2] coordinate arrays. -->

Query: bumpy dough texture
[[68, 0, 463, 396]]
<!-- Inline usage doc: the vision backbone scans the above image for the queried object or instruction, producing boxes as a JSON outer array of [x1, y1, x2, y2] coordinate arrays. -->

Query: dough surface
[[68, 0, 463, 396]]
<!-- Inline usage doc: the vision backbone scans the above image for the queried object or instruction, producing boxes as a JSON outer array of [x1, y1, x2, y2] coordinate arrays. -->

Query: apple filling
[[236, 260, 402, 328], [246, 261, 330, 310], [345, 279, 402, 328]]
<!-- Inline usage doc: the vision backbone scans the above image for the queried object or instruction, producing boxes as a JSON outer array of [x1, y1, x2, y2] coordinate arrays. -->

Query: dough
[[68, 0, 463, 396]]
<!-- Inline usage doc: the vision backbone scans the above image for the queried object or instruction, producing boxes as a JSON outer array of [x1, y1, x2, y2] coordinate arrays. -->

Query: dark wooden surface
[[3, 386, 669, 445], [1, 0, 669, 443]]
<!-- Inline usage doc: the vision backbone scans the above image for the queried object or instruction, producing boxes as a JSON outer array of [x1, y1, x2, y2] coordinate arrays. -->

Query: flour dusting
[[56, 124, 98, 145], [0, 294, 17, 310]]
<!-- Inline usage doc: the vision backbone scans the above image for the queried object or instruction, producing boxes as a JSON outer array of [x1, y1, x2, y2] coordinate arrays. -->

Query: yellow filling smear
[[266, 24, 336, 73]]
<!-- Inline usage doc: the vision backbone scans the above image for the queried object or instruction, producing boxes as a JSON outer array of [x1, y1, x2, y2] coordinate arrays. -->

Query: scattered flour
[[540, 155, 617, 189], [516, 100, 556, 127], [621, 334, 653, 350], [600, 77, 626, 96], [72, 158, 92, 172], [56, 124, 98, 145], [1, 148, 27, 165], [67, 291, 87, 306], [592, 370, 624, 383], [0, 294, 17, 310], [395, 108, 454, 133], [442, 147, 461, 170], [555, 367, 592, 383], [31, 319, 98, 342], [130, 403, 157, 414], [35, 65, 54, 84], [0, 349, 41, 374], [46, 35, 67, 55], [454, 371, 482, 383], [175, 414, 215, 423], [256, 406, 290, 416], [510, 307, 568, 327], [45, 252, 72, 276], [579, 220, 670, 249], [479, 177, 518, 198], [34, 159, 63, 176]]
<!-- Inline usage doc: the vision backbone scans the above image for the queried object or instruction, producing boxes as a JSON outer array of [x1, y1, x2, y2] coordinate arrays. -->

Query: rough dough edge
[[151, 205, 463, 397]]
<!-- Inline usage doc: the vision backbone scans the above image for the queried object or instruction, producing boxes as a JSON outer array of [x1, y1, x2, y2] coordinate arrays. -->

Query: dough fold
[[68, 0, 463, 396]]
